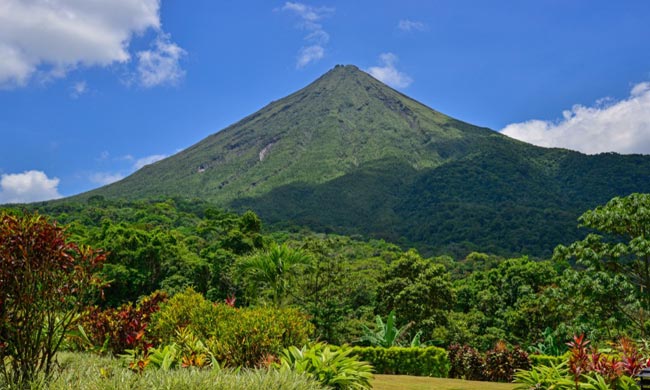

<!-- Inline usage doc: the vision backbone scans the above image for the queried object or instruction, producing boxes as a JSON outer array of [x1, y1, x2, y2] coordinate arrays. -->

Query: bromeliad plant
[[275, 343, 373, 390]]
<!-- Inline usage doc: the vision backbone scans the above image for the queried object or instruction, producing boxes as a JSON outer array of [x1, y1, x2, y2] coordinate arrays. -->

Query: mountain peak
[[308, 64, 370, 89]]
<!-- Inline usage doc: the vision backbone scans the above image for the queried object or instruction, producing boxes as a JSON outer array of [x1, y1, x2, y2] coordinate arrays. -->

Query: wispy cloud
[[297, 46, 325, 68], [134, 154, 167, 169], [367, 53, 413, 88], [281, 2, 334, 68], [0, 170, 61, 204], [398, 19, 427, 32], [137, 33, 186, 87], [0, 0, 185, 88], [501, 81, 650, 154], [70, 81, 88, 98]]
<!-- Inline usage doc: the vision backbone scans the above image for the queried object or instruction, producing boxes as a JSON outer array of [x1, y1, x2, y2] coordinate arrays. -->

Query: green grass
[[372, 374, 516, 390]]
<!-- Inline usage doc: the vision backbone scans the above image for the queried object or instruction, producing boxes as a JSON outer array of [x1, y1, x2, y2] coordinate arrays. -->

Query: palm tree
[[237, 242, 311, 306]]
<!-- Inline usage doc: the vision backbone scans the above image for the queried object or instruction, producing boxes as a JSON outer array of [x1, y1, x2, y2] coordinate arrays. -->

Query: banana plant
[[359, 310, 417, 347]]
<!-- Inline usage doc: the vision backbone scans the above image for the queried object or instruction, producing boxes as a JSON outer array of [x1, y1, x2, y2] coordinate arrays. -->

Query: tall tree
[[554, 193, 650, 335], [377, 249, 454, 340]]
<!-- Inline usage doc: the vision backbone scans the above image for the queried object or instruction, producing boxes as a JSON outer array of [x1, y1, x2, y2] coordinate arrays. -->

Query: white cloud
[[0, 0, 184, 88], [398, 19, 427, 32], [70, 80, 87, 98], [297, 45, 324, 68], [137, 33, 186, 87], [90, 172, 125, 185], [501, 81, 650, 154], [367, 53, 413, 88], [134, 154, 167, 169], [281, 2, 334, 68], [0, 170, 62, 204]]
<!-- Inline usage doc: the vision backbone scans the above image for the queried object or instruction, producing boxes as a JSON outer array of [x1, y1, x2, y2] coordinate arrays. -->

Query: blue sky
[[1, 0, 650, 203]]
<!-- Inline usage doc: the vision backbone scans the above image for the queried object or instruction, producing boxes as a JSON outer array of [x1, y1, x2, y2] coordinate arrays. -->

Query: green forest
[[3, 193, 650, 389]]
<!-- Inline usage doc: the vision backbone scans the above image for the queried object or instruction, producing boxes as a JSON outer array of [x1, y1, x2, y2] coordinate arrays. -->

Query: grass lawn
[[372, 374, 517, 390]]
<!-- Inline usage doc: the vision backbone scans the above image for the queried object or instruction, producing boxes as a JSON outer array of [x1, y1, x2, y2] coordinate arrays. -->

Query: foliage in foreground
[[514, 335, 644, 390], [276, 343, 374, 390], [3, 352, 325, 390], [0, 212, 105, 387]]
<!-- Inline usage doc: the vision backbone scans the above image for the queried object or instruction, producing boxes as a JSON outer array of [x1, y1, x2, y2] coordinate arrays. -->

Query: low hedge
[[529, 353, 567, 368], [349, 346, 450, 377]]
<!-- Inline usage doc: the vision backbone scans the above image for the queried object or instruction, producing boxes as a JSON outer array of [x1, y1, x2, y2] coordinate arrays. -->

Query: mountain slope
[[77, 65, 650, 257], [84, 65, 510, 202]]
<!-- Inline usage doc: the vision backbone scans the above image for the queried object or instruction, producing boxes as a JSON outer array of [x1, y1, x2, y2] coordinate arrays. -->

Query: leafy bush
[[482, 341, 530, 382], [349, 346, 449, 377], [208, 306, 314, 367], [448, 341, 530, 382], [149, 288, 233, 343], [0, 212, 105, 387], [447, 343, 484, 380], [148, 289, 313, 367], [79, 291, 167, 355], [276, 343, 373, 390], [513, 361, 574, 390]]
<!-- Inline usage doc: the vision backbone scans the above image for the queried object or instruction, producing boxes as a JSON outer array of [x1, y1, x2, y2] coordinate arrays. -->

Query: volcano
[[77, 65, 650, 257]]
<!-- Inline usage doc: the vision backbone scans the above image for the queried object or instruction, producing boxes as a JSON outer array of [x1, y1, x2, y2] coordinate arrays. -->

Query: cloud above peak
[[367, 53, 413, 88], [398, 19, 427, 32], [501, 81, 650, 154], [0, 0, 184, 88], [0, 170, 62, 204], [281, 2, 334, 68]]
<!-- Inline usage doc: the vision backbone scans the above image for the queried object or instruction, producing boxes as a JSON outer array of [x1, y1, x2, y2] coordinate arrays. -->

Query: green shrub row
[[349, 346, 449, 377], [529, 353, 567, 367]]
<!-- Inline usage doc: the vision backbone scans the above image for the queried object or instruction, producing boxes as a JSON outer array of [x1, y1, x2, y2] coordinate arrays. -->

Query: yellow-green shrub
[[348, 346, 449, 377], [208, 306, 314, 367], [149, 288, 314, 368], [149, 288, 235, 343]]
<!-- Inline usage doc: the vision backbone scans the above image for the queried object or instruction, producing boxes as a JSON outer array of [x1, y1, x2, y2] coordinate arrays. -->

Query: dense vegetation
[[14, 194, 650, 349], [4, 193, 650, 388], [65, 65, 650, 257]]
